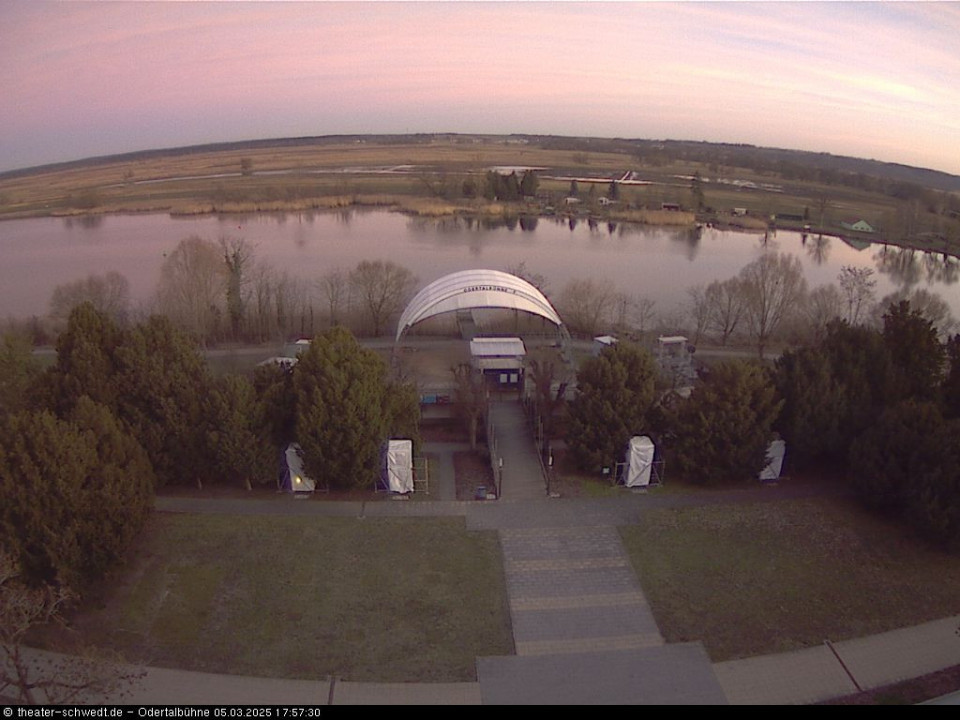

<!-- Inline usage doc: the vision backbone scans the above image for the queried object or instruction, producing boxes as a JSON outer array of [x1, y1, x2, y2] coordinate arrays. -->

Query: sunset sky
[[3, 1, 959, 175]]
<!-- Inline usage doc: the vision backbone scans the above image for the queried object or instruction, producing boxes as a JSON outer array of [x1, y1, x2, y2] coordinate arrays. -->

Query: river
[[1, 209, 958, 322]]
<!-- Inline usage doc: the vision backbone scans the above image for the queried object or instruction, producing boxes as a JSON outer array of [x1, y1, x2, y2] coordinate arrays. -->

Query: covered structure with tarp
[[618, 435, 663, 488], [759, 439, 786, 483], [377, 439, 415, 494], [277, 443, 318, 494], [395, 269, 566, 342]]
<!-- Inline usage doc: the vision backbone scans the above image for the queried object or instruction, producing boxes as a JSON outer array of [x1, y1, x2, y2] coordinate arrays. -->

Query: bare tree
[[877, 287, 956, 337], [686, 284, 711, 345], [804, 283, 845, 342], [349, 260, 418, 337], [250, 263, 275, 342], [705, 278, 746, 346], [156, 236, 226, 343], [526, 353, 570, 447], [558, 278, 614, 337], [451, 363, 487, 450], [219, 237, 255, 340], [837, 266, 876, 325], [49, 272, 130, 327], [506, 261, 549, 297], [0, 553, 143, 704], [318, 268, 349, 328], [738, 253, 807, 357]]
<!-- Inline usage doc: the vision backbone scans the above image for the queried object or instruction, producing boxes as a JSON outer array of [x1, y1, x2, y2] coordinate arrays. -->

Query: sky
[[2, 1, 959, 176]]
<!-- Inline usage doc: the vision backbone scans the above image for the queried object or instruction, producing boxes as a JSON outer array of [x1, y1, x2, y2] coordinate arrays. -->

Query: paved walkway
[[421, 441, 468, 500], [487, 401, 546, 500]]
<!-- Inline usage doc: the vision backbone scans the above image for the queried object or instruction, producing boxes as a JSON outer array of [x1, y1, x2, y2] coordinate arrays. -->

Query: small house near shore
[[840, 219, 875, 233]]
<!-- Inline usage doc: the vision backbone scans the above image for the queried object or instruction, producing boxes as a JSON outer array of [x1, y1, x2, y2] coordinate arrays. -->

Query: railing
[[520, 395, 552, 495], [485, 408, 502, 499]]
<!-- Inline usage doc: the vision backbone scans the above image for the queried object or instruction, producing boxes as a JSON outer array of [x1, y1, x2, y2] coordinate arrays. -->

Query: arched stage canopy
[[395, 269, 564, 341]]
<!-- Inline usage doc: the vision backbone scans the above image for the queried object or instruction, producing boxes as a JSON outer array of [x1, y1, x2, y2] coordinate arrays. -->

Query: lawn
[[64, 513, 513, 682], [620, 495, 960, 662]]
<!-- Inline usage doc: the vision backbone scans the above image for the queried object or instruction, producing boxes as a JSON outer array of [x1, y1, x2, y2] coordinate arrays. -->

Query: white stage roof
[[395, 269, 563, 341]]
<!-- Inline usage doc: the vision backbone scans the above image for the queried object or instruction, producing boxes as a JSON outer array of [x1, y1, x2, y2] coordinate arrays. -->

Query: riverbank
[[4, 136, 953, 257]]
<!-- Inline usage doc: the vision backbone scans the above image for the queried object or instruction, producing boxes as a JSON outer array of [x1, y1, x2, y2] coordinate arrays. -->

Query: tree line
[[0, 308, 417, 592], [36, 238, 420, 346], [551, 298, 960, 552]]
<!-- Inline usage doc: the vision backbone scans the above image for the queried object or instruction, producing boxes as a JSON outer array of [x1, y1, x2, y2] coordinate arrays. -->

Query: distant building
[[775, 213, 805, 223], [840, 219, 875, 233], [592, 335, 618, 356]]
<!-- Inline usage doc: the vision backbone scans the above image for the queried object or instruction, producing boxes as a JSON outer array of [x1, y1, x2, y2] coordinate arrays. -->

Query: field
[[56, 513, 513, 683], [2, 136, 955, 256], [620, 494, 960, 662]]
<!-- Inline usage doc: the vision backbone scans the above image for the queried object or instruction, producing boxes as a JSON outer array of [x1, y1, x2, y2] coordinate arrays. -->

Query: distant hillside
[[3, 133, 959, 193], [532, 135, 960, 193]]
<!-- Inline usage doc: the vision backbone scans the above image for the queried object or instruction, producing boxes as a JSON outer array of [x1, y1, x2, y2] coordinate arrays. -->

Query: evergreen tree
[[774, 346, 847, 468], [294, 327, 412, 490], [566, 343, 658, 471], [0, 398, 154, 587], [253, 363, 298, 447], [205, 374, 275, 490], [943, 334, 960, 419], [882, 300, 946, 403], [114, 315, 211, 487], [848, 400, 944, 512], [520, 171, 539, 198], [43, 302, 125, 415], [0, 332, 41, 420], [669, 361, 782, 485]]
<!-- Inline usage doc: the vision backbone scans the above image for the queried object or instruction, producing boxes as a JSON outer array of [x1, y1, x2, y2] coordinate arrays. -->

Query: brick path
[[499, 525, 663, 656]]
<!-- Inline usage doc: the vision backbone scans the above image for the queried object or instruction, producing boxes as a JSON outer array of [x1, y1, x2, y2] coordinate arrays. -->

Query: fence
[[485, 408, 503, 498], [520, 395, 553, 495]]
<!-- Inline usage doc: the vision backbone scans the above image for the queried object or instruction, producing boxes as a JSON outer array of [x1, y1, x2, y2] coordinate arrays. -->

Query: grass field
[[34, 489, 960, 694], [62, 513, 513, 682], [620, 495, 960, 662]]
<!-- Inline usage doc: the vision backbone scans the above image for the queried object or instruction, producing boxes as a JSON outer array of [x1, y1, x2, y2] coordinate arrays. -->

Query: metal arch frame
[[395, 269, 565, 342]]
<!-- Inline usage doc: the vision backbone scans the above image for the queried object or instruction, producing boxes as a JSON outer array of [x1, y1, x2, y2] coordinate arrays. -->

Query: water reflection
[[874, 246, 924, 287], [5, 211, 960, 321], [62, 215, 104, 230], [806, 234, 831, 265], [519, 216, 538, 232]]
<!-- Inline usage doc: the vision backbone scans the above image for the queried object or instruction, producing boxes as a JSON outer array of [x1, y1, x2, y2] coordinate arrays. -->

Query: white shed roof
[[470, 337, 526, 358]]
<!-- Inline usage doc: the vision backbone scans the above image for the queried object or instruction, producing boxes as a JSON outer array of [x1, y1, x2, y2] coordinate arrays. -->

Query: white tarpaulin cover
[[625, 436, 655, 488], [396, 269, 563, 341], [381, 439, 414, 493], [278, 443, 316, 493], [759, 440, 786, 482]]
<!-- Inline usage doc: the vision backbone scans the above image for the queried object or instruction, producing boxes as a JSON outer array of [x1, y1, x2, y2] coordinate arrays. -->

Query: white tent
[[759, 440, 786, 482], [624, 436, 656, 488], [379, 439, 414, 494], [278, 443, 316, 493], [395, 269, 563, 341]]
